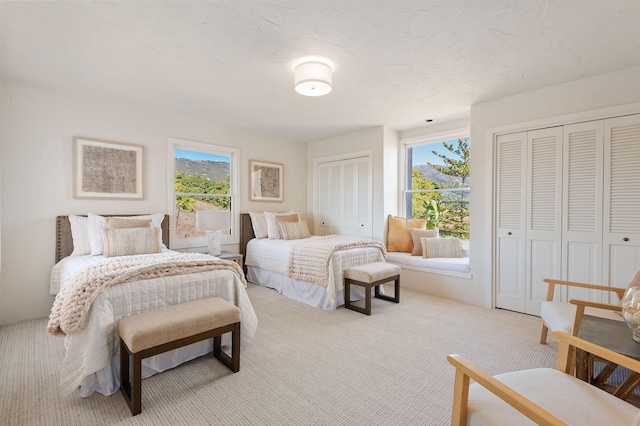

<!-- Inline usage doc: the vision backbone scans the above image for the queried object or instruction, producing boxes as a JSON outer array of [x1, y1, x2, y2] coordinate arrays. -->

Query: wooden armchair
[[539, 278, 626, 344], [448, 331, 640, 425]]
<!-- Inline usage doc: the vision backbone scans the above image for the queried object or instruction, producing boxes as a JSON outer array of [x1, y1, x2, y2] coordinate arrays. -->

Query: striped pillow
[[421, 237, 462, 258], [103, 227, 161, 257], [278, 220, 311, 240]]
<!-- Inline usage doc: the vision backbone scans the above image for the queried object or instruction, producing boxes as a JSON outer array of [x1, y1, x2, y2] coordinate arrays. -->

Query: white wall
[[306, 126, 398, 242], [471, 66, 640, 309], [0, 79, 307, 325]]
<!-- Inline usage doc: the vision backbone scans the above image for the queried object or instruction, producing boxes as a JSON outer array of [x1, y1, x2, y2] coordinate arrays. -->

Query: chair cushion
[[467, 368, 639, 425], [541, 301, 623, 335], [344, 262, 401, 283]]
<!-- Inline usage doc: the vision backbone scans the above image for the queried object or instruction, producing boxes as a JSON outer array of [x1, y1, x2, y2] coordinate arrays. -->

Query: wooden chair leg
[[540, 322, 549, 344]]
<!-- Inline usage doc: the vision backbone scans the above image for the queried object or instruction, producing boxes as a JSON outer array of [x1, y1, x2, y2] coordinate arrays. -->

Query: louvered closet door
[[562, 121, 604, 302], [355, 157, 372, 238], [317, 163, 331, 235], [341, 160, 357, 236], [525, 127, 563, 315], [495, 132, 528, 312], [603, 114, 640, 295]]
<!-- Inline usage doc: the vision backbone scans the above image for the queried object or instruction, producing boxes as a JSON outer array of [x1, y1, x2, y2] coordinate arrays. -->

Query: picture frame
[[73, 137, 144, 199], [250, 160, 283, 202]]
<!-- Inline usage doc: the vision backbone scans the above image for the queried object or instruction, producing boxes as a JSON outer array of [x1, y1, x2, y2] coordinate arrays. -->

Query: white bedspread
[[246, 237, 384, 308], [50, 252, 258, 397]]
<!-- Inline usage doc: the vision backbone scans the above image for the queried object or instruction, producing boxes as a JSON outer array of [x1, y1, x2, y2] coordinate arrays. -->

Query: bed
[[239, 213, 386, 310], [48, 214, 258, 398]]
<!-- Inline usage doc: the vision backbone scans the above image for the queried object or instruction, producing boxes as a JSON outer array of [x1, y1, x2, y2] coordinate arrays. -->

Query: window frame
[[167, 137, 239, 249], [400, 129, 471, 244]]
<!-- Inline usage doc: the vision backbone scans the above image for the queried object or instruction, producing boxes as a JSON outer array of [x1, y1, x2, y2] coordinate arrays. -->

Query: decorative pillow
[[69, 215, 91, 256], [103, 227, 161, 257], [421, 237, 462, 259], [88, 213, 165, 255], [387, 215, 427, 252], [408, 228, 439, 256], [248, 212, 268, 239], [279, 220, 311, 240], [265, 211, 300, 239], [105, 218, 151, 229]]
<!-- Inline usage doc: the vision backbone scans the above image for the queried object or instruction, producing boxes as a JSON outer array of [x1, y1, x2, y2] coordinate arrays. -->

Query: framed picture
[[73, 137, 143, 199], [250, 160, 283, 202]]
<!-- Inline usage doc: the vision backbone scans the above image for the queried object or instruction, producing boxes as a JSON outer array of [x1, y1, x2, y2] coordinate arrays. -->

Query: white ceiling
[[2, 1, 640, 142]]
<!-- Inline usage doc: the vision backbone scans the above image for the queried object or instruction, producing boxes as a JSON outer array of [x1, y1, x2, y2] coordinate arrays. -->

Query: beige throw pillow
[[103, 227, 161, 257], [421, 237, 462, 258], [387, 215, 427, 252], [106, 218, 151, 229], [408, 228, 439, 256], [279, 220, 311, 240]]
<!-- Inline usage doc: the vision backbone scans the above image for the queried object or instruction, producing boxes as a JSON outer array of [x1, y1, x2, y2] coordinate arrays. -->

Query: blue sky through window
[[411, 138, 467, 166], [175, 149, 229, 163]]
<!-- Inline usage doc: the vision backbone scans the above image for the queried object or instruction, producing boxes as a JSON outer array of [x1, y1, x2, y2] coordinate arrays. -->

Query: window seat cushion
[[386, 251, 470, 273]]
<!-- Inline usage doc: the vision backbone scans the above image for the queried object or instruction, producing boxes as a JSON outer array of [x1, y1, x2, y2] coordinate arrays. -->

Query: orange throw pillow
[[387, 215, 427, 252]]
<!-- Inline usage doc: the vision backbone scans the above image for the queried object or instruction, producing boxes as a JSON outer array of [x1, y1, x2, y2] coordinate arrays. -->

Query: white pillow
[[68, 215, 90, 256], [248, 212, 268, 239], [265, 211, 300, 239], [88, 213, 166, 255]]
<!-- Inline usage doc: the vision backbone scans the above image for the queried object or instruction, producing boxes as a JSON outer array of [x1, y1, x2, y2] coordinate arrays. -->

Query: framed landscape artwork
[[73, 137, 144, 199], [250, 160, 283, 202]]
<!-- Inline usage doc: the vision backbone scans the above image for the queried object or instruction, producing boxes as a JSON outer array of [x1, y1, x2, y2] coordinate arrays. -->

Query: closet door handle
[[624, 237, 630, 242], [507, 232, 512, 236]]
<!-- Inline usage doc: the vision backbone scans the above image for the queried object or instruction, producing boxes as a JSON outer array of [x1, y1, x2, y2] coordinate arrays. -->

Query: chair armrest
[[552, 331, 640, 374], [447, 354, 567, 426], [543, 278, 626, 301], [569, 299, 622, 312]]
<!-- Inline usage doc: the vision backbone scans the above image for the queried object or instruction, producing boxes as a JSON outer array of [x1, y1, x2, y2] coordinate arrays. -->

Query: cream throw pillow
[[279, 220, 311, 240], [408, 228, 439, 256], [103, 227, 161, 257], [421, 237, 462, 258], [88, 213, 165, 255], [387, 215, 427, 252], [265, 211, 300, 239], [105, 218, 151, 229], [69, 215, 91, 256], [248, 212, 268, 238]]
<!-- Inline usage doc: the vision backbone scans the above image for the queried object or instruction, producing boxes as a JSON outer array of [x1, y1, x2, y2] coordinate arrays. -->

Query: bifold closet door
[[495, 132, 527, 313], [603, 114, 640, 298], [562, 121, 604, 302], [525, 127, 563, 315]]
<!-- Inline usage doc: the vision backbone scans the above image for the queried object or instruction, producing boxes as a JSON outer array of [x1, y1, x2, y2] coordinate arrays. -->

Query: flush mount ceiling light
[[294, 60, 332, 96]]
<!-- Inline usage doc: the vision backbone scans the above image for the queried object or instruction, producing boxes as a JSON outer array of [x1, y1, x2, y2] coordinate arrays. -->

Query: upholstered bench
[[117, 297, 241, 416], [344, 262, 401, 315]]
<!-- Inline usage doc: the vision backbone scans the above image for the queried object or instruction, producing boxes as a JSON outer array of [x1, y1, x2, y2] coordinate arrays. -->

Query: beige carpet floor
[[0, 284, 558, 425]]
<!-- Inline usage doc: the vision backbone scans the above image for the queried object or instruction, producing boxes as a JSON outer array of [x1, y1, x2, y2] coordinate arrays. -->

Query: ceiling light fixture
[[294, 60, 332, 96]]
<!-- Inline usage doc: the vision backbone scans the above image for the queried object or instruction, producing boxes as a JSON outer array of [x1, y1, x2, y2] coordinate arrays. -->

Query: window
[[168, 138, 239, 249], [403, 136, 470, 241]]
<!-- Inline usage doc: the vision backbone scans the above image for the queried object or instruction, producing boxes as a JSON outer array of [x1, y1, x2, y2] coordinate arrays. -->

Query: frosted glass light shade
[[295, 61, 332, 96]]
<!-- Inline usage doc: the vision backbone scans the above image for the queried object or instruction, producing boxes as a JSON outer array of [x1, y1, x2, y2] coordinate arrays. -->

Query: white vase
[[207, 230, 221, 256]]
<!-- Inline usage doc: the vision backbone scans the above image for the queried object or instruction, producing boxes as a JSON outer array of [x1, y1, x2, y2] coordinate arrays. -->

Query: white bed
[[49, 215, 258, 397], [240, 213, 385, 309]]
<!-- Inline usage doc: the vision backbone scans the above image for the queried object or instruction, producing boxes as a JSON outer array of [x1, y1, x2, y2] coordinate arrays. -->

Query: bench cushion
[[118, 298, 241, 353], [467, 367, 639, 424], [344, 262, 401, 283]]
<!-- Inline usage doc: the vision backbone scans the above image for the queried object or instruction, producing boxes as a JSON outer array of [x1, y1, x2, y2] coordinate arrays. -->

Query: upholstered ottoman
[[344, 262, 401, 315], [118, 297, 241, 416]]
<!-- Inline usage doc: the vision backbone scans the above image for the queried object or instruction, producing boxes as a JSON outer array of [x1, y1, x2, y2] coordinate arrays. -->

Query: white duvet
[[49, 251, 258, 397], [245, 237, 385, 308]]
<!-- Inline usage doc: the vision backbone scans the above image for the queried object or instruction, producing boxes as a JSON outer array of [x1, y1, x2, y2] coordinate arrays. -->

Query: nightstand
[[215, 251, 243, 269]]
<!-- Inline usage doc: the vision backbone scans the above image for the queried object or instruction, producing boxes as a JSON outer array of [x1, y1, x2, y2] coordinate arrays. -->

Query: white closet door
[[525, 127, 563, 315], [355, 157, 372, 237], [495, 132, 528, 312], [562, 121, 604, 302], [603, 114, 640, 297], [315, 155, 372, 238]]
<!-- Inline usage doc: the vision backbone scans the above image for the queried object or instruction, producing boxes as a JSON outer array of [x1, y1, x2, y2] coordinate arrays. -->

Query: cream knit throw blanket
[[47, 253, 246, 337], [287, 235, 387, 285]]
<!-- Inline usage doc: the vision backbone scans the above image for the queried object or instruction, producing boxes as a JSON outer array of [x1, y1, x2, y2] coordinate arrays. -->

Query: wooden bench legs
[[120, 322, 240, 416], [344, 275, 400, 315]]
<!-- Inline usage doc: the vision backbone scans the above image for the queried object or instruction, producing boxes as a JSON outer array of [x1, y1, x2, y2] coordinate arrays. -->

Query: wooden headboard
[[56, 215, 170, 263], [240, 213, 256, 262]]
